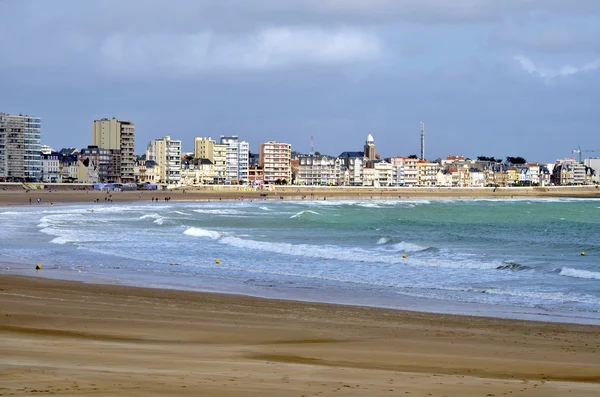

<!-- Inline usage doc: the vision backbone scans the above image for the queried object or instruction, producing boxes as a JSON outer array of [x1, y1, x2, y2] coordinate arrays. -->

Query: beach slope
[[1, 275, 599, 396]]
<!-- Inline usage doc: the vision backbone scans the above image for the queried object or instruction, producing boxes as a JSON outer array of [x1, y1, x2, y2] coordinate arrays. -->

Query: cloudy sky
[[1, 0, 599, 162]]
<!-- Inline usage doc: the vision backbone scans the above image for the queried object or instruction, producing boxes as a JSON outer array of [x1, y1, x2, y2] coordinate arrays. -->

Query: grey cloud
[[490, 27, 600, 54], [98, 27, 382, 76]]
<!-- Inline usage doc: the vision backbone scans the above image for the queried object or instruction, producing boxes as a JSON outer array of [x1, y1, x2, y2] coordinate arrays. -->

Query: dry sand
[[1, 275, 599, 396], [0, 184, 599, 206]]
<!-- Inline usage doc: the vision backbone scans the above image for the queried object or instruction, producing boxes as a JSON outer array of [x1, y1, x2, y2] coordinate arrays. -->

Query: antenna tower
[[420, 122, 425, 160], [310, 135, 314, 156]]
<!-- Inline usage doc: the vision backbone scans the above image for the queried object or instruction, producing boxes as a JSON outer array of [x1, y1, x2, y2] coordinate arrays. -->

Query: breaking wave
[[560, 267, 600, 280]]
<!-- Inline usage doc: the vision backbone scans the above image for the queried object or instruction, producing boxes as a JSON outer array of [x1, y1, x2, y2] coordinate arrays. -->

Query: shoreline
[[1, 274, 599, 396], [3, 260, 599, 327], [1, 184, 599, 206]]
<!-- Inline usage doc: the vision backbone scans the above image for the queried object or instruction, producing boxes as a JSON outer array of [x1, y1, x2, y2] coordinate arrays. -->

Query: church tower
[[364, 133, 376, 161]]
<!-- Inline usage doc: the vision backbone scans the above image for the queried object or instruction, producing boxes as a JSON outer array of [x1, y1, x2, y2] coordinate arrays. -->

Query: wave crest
[[560, 267, 600, 280]]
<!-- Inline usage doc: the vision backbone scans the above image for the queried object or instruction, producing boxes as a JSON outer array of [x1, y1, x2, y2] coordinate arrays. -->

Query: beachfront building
[[259, 141, 292, 184], [552, 158, 594, 185], [40, 145, 53, 155], [79, 146, 111, 182], [469, 168, 486, 187], [436, 170, 453, 186], [401, 158, 419, 187], [41, 152, 61, 183], [373, 160, 393, 186], [134, 159, 162, 184], [147, 136, 181, 185], [194, 137, 227, 184], [584, 158, 600, 183], [295, 155, 342, 185], [92, 118, 135, 183], [338, 152, 364, 186], [417, 160, 438, 186], [248, 164, 264, 186], [220, 136, 249, 184], [180, 159, 214, 185], [386, 157, 405, 186], [0, 112, 41, 181]]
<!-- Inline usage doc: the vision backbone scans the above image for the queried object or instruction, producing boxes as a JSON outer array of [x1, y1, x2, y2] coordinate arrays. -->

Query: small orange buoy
[[215, 259, 220, 264], [402, 254, 407, 259], [35, 264, 42, 270], [581, 251, 586, 256]]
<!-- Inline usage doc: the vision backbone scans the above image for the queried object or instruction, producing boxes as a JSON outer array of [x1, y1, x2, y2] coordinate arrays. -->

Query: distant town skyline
[[1, 0, 599, 163]]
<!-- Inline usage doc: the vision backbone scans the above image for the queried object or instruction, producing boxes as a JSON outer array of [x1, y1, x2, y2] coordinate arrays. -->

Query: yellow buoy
[[581, 251, 586, 256], [35, 264, 42, 270], [215, 259, 220, 264], [402, 254, 407, 259]]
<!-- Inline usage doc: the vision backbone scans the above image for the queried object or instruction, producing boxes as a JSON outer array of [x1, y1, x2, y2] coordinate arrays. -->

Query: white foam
[[259, 206, 272, 211], [390, 241, 428, 252], [153, 218, 165, 225], [183, 227, 221, 240], [140, 213, 161, 220], [0, 211, 24, 216], [480, 287, 600, 306], [217, 235, 498, 270], [50, 236, 71, 245], [290, 210, 321, 219], [560, 267, 600, 280], [193, 209, 243, 215], [170, 211, 189, 215], [377, 237, 392, 245]]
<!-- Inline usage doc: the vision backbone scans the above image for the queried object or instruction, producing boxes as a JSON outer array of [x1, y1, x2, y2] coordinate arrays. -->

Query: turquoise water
[[1, 198, 599, 323]]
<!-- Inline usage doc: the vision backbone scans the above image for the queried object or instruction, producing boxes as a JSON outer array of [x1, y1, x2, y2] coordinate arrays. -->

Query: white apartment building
[[296, 155, 342, 185], [374, 160, 393, 187], [417, 160, 438, 186], [40, 145, 53, 155], [194, 137, 227, 183], [146, 136, 181, 184], [388, 157, 405, 186], [259, 141, 292, 184], [0, 113, 41, 181], [220, 136, 249, 184], [401, 158, 419, 186], [92, 118, 135, 183], [41, 152, 61, 183]]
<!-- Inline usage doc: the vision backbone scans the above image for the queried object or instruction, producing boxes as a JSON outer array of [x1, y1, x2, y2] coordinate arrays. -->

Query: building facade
[[220, 136, 249, 184], [147, 136, 182, 184], [41, 152, 61, 183], [296, 155, 342, 185], [194, 137, 227, 183], [0, 113, 41, 181], [92, 118, 135, 182], [259, 141, 292, 184]]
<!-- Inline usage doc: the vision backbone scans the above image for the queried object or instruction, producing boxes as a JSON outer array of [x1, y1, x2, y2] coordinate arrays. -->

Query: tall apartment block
[[259, 141, 292, 184], [0, 113, 41, 181], [147, 136, 182, 184], [194, 137, 227, 184], [92, 118, 135, 183], [220, 136, 249, 184]]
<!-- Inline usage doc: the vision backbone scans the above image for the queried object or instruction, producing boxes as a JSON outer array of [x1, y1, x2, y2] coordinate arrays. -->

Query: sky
[[1, 0, 599, 163]]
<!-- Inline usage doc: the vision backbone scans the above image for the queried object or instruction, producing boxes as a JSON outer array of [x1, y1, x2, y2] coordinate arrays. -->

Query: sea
[[1, 198, 600, 324]]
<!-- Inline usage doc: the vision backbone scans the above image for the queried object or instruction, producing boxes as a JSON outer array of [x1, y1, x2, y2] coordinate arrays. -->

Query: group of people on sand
[[151, 197, 171, 202]]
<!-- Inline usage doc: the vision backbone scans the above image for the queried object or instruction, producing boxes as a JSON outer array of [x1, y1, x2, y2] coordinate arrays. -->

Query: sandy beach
[[0, 183, 599, 206], [1, 275, 599, 396]]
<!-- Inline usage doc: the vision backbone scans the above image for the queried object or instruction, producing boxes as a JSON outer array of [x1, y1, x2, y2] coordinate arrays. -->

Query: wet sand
[[1, 275, 599, 396], [0, 184, 599, 206]]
